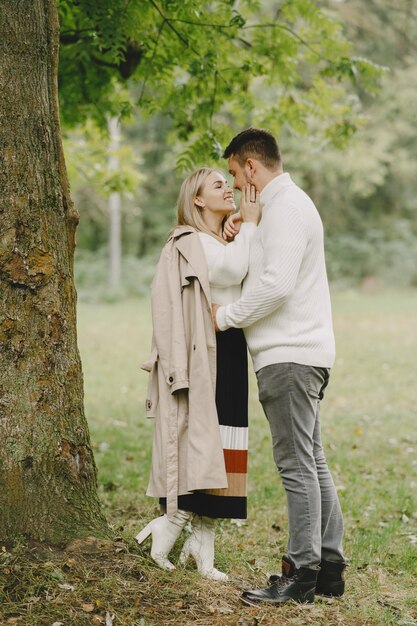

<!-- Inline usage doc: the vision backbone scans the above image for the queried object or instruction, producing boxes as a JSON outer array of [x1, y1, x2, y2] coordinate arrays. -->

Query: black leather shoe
[[268, 556, 346, 597], [316, 559, 346, 597], [268, 555, 296, 585], [241, 566, 318, 606]]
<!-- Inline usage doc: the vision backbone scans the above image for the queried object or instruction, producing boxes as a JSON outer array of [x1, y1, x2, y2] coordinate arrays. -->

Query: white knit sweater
[[216, 173, 336, 372], [198, 223, 257, 305]]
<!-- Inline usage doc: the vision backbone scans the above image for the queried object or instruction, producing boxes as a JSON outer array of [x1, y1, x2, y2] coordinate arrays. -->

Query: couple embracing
[[136, 128, 346, 606]]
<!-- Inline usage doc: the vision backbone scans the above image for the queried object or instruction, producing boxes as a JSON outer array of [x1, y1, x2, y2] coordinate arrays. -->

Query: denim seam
[[287, 363, 314, 568]]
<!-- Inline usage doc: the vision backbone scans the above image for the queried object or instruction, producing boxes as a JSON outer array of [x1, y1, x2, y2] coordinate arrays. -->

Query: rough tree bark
[[0, 0, 109, 543]]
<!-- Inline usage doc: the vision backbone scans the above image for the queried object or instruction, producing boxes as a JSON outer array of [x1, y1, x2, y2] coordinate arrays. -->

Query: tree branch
[[60, 31, 93, 45], [90, 56, 119, 71], [119, 40, 145, 79], [164, 18, 230, 29], [146, 8, 330, 62], [138, 19, 166, 104], [148, 0, 202, 58], [243, 22, 328, 61], [60, 30, 145, 79]]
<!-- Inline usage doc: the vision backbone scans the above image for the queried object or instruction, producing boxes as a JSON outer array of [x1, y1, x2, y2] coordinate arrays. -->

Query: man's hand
[[212, 303, 220, 331]]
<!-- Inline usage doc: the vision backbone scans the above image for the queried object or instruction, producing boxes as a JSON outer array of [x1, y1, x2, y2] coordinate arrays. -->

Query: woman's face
[[197, 171, 235, 215]]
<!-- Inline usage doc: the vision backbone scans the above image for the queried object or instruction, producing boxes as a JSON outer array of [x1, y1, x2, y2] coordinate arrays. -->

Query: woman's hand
[[222, 212, 242, 241], [240, 183, 260, 224]]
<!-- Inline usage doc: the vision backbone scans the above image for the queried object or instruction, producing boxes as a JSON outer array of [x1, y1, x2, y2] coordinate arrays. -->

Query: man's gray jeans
[[256, 362, 344, 569]]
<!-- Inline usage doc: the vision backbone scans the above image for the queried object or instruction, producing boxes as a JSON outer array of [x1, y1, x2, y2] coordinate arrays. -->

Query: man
[[214, 128, 346, 605]]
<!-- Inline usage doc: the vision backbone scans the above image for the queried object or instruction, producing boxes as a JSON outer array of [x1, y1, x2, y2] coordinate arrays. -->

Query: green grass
[[1, 289, 417, 625], [82, 289, 417, 625]]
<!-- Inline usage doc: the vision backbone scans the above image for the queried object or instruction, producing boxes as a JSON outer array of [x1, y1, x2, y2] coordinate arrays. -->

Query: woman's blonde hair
[[176, 167, 231, 242]]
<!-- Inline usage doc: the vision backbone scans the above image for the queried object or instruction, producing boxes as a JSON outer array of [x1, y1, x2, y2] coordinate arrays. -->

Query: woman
[[136, 167, 260, 580]]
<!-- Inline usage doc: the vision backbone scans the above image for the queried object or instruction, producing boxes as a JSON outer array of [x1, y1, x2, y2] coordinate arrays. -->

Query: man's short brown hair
[[223, 128, 281, 170]]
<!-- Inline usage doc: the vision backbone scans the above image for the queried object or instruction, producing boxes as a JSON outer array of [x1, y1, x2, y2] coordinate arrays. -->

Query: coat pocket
[[142, 347, 159, 419]]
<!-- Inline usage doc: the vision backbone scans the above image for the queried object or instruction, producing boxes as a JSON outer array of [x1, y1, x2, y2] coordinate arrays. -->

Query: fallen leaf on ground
[[105, 612, 116, 626]]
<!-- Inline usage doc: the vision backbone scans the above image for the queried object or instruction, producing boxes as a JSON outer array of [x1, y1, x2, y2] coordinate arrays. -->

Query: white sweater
[[198, 223, 257, 304], [216, 173, 335, 372]]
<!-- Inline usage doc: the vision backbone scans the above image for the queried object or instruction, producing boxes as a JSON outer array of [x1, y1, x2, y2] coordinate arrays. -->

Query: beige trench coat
[[142, 225, 227, 515]]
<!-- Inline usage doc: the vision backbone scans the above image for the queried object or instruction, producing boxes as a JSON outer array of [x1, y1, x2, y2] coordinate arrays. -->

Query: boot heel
[[318, 580, 345, 597], [316, 559, 346, 597], [331, 581, 345, 596], [303, 588, 315, 603], [179, 516, 228, 580], [134, 511, 190, 572], [135, 521, 153, 545]]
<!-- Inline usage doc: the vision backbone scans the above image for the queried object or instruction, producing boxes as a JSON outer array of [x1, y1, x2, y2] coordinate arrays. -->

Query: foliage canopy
[[61, 0, 417, 290], [58, 0, 384, 164]]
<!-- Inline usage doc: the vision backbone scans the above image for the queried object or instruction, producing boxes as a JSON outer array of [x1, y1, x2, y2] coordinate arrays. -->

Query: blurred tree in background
[[57, 0, 416, 298], [287, 0, 417, 287]]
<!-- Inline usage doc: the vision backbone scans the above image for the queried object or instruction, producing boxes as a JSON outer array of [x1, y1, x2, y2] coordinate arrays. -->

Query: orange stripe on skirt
[[223, 448, 248, 473]]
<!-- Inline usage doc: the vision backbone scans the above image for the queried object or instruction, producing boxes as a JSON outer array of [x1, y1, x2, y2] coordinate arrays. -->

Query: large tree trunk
[[0, 0, 109, 543]]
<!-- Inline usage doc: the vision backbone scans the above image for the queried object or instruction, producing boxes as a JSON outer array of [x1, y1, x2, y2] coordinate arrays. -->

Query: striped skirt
[[160, 327, 248, 519]]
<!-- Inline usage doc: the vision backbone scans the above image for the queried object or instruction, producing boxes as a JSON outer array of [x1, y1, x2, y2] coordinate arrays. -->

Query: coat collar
[[169, 226, 212, 305], [168, 225, 196, 241]]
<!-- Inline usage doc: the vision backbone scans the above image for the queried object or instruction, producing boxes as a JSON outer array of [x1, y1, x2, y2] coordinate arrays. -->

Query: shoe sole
[[241, 595, 314, 607], [316, 582, 345, 597], [316, 591, 344, 598], [241, 595, 261, 607]]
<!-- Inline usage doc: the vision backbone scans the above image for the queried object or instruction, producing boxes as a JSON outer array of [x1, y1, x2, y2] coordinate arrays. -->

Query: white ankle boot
[[135, 509, 190, 570], [179, 515, 228, 581]]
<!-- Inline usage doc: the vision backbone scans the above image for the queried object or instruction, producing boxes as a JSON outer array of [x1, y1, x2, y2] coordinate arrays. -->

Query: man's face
[[227, 155, 250, 191]]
